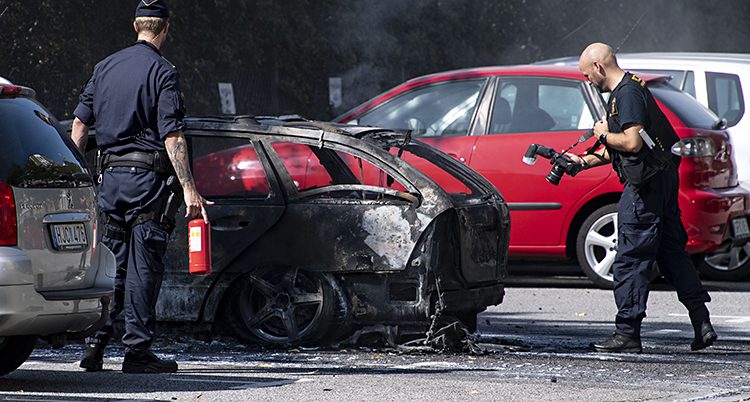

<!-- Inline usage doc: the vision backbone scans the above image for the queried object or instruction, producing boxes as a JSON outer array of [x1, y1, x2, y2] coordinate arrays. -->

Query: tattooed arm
[[164, 131, 213, 222]]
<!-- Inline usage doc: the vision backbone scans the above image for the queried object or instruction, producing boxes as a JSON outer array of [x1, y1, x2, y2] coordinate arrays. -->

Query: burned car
[[79, 117, 510, 346]]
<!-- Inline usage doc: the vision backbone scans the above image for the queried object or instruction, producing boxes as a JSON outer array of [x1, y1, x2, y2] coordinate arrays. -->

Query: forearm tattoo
[[165, 135, 195, 190]]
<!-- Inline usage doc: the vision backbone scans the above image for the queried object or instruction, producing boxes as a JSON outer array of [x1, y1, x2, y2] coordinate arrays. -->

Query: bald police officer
[[570, 43, 717, 353], [71, 0, 212, 373]]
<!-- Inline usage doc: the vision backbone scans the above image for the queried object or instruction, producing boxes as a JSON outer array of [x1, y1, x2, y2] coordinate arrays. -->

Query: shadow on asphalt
[[507, 262, 750, 291]]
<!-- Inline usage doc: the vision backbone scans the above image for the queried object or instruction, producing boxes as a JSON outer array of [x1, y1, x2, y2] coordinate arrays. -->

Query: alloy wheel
[[237, 267, 327, 345], [581, 210, 619, 286]]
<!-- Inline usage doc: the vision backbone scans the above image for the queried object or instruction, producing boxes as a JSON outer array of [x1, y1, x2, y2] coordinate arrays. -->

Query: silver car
[[0, 79, 115, 376]]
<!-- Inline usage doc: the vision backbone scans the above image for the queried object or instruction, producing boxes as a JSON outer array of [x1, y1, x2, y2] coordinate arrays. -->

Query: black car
[[79, 116, 510, 346]]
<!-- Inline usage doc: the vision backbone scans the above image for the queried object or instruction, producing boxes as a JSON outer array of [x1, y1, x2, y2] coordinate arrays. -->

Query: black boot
[[689, 306, 717, 351], [591, 333, 642, 353], [122, 349, 178, 373], [691, 321, 717, 351], [80, 343, 105, 372]]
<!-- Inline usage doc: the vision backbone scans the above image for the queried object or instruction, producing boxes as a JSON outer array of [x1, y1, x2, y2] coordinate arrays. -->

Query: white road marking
[[391, 361, 466, 370], [669, 314, 750, 323], [3, 398, 85, 402], [169, 377, 312, 389]]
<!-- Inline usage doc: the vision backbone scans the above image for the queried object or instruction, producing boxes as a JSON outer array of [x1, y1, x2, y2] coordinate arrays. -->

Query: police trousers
[[612, 167, 711, 339], [89, 166, 172, 351]]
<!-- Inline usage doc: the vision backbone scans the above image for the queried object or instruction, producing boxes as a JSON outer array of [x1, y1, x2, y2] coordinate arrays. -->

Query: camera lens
[[546, 165, 564, 185]]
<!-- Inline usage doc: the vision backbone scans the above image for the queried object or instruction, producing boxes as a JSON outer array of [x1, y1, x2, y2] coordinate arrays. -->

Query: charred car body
[[79, 117, 510, 346]]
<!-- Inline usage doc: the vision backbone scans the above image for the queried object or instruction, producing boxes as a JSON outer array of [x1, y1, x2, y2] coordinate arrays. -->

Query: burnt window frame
[[185, 130, 285, 205], [261, 136, 421, 205]]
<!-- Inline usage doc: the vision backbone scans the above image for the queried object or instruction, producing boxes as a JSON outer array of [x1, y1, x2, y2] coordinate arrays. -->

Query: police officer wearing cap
[[569, 43, 717, 353], [71, 0, 212, 373]]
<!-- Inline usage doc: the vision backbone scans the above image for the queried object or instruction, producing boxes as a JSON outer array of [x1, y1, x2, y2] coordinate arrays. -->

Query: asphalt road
[[2, 277, 749, 401]]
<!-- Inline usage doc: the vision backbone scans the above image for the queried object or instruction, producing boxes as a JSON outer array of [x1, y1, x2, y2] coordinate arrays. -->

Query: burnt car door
[[253, 137, 427, 273], [187, 133, 286, 273], [386, 139, 509, 286]]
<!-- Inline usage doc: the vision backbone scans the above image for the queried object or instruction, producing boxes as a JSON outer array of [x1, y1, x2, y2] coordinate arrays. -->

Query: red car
[[335, 65, 750, 287]]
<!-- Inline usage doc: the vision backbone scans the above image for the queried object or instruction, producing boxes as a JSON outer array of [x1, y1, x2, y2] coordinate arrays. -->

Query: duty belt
[[101, 151, 172, 175]]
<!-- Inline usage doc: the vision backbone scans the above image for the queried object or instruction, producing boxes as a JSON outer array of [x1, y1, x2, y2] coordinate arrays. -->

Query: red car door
[[468, 76, 612, 254]]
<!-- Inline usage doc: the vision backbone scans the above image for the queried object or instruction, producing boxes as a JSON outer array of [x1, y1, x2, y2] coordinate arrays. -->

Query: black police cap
[[135, 0, 170, 18]]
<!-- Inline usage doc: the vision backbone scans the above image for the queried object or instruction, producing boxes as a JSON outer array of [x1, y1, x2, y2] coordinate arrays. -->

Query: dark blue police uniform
[[605, 73, 711, 340], [74, 39, 185, 352]]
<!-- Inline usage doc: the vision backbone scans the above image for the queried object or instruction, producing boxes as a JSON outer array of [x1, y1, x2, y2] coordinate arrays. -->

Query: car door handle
[[212, 219, 250, 231]]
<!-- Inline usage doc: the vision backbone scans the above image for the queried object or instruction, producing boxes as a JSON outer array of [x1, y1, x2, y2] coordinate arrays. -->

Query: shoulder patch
[[610, 96, 618, 116], [630, 74, 646, 87]]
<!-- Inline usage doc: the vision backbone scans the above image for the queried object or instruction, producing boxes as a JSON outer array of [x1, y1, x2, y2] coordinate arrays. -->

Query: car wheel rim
[[703, 243, 750, 272], [239, 268, 326, 344], [584, 212, 618, 282]]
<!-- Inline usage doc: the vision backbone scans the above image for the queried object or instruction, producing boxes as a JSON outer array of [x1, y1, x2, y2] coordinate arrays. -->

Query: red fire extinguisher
[[188, 218, 211, 275]]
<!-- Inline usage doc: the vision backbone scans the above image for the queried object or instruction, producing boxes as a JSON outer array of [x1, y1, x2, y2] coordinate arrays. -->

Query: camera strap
[[583, 140, 603, 156]]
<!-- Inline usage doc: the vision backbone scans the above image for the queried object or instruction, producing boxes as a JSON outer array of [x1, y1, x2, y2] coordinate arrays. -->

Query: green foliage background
[[1, 0, 749, 120]]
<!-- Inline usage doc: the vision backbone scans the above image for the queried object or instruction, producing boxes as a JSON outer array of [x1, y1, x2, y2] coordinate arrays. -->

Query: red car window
[[358, 79, 487, 138]]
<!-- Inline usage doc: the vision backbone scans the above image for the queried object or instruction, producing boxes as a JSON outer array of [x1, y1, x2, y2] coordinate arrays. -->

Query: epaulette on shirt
[[161, 56, 177, 70], [630, 74, 646, 87]]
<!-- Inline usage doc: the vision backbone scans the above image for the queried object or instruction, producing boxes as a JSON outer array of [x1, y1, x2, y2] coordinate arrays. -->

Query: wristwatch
[[598, 132, 608, 146]]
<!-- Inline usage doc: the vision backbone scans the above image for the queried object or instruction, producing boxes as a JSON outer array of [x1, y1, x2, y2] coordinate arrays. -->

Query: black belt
[[102, 151, 172, 175]]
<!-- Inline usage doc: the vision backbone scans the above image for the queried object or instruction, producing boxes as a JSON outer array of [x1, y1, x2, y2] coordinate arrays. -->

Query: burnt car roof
[[64, 115, 505, 203], [181, 115, 503, 200], [184, 114, 412, 141]]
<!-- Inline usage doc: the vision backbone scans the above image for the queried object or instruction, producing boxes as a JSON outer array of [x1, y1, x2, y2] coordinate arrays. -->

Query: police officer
[[569, 43, 717, 353], [71, 0, 212, 373]]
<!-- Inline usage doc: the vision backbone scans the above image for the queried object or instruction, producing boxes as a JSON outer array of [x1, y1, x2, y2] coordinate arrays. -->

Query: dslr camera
[[522, 144, 583, 185]]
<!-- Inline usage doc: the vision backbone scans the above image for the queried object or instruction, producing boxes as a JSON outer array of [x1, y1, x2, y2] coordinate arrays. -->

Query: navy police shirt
[[607, 73, 648, 134], [606, 73, 680, 185], [74, 41, 186, 155]]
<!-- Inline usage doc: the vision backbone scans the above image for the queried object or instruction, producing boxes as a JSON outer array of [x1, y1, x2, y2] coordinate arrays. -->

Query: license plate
[[50, 223, 88, 251], [732, 217, 750, 239]]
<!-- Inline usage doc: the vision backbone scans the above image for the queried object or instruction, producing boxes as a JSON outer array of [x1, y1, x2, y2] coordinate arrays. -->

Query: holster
[[133, 175, 183, 230], [101, 214, 128, 242]]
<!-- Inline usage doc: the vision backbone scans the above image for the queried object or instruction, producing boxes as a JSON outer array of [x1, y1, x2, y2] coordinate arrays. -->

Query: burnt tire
[[222, 267, 346, 347], [0, 336, 36, 376], [576, 204, 619, 289], [695, 243, 750, 281]]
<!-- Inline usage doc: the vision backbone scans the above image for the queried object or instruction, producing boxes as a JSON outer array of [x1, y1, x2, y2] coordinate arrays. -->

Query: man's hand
[[593, 119, 609, 140], [183, 187, 213, 223], [564, 152, 587, 167]]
